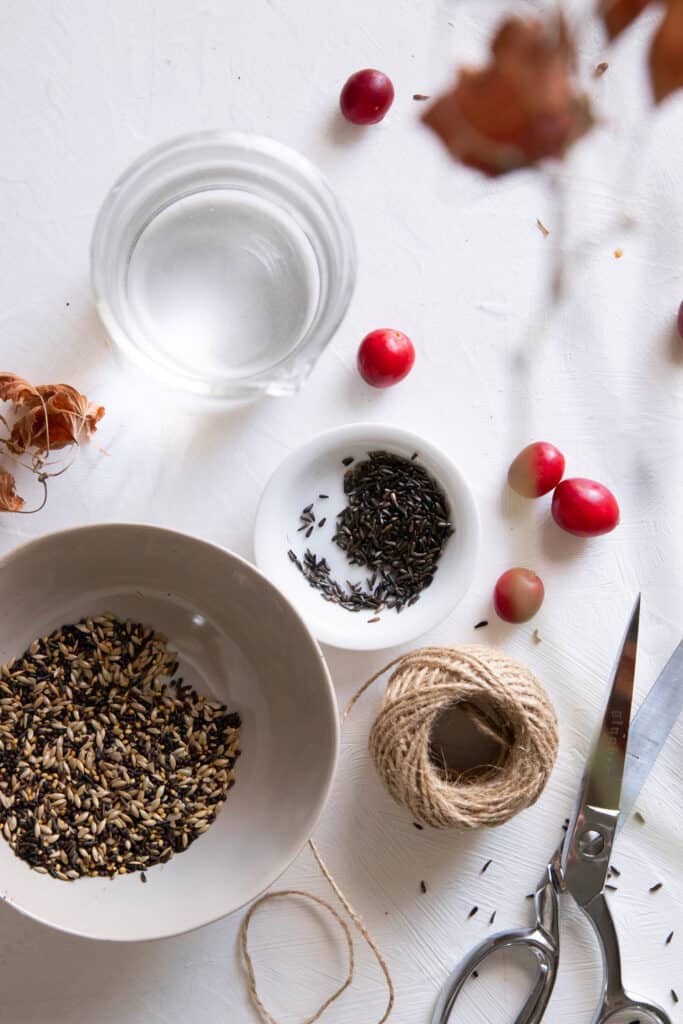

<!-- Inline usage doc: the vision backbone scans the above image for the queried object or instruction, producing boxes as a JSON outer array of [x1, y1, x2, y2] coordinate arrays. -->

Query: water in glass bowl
[[126, 188, 320, 380]]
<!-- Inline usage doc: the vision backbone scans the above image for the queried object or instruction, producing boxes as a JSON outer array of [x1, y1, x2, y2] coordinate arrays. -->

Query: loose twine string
[[240, 645, 559, 1024]]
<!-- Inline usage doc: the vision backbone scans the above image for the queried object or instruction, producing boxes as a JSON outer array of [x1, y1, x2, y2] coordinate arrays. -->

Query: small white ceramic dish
[[254, 424, 479, 651], [0, 524, 338, 941]]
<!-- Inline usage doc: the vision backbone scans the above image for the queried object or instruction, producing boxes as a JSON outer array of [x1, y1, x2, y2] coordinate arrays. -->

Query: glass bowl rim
[[90, 130, 357, 399]]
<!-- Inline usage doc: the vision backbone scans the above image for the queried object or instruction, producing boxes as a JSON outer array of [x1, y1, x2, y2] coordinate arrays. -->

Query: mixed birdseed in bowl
[[0, 614, 241, 881]]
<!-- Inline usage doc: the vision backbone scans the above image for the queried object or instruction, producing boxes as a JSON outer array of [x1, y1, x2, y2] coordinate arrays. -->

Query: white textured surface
[[0, 1, 682, 1021]]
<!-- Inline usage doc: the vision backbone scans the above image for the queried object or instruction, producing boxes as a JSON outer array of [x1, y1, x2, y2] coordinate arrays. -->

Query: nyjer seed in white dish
[[255, 423, 480, 652]]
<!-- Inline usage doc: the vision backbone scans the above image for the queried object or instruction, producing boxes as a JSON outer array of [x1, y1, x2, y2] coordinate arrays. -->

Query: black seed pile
[[0, 615, 241, 881], [291, 451, 454, 614]]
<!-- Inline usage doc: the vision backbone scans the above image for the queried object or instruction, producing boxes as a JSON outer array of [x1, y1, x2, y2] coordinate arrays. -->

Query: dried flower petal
[[0, 373, 40, 408], [0, 467, 24, 512], [600, 0, 651, 40], [650, 1, 683, 103], [0, 377, 105, 454], [422, 14, 593, 176], [0, 373, 104, 513]]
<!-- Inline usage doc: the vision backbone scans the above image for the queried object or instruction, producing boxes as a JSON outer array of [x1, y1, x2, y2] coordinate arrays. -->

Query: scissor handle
[[433, 861, 561, 1024], [436, 921, 565, 1024], [431, 925, 558, 1024], [582, 893, 672, 1024]]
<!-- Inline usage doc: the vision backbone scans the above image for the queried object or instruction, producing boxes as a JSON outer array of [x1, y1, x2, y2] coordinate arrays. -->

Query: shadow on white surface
[[322, 108, 369, 147], [537, 515, 590, 564], [0, 899, 169, 1022]]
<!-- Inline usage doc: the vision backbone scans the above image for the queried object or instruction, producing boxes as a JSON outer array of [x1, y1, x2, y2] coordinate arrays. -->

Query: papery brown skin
[[650, 1, 683, 102], [0, 467, 24, 512], [0, 374, 104, 453], [422, 14, 593, 176], [600, 0, 651, 39], [0, 373, 39, 407]]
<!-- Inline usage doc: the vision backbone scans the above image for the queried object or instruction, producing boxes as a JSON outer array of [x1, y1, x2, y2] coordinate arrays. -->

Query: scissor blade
[[581, 596, 640, 814], [618, 637, 683, 829]]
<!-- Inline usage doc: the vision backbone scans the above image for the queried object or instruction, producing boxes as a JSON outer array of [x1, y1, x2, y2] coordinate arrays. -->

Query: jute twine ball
[[368, 645, 559, 829]]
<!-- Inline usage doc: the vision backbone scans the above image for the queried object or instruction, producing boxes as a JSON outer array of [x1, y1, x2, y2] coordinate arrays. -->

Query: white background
[[1, 1, 682, 1021]]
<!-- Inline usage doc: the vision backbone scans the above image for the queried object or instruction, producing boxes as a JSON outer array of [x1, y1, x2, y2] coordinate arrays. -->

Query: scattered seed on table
[[468, 906, 478, 919], [666, 931, 674, 945], [672, 989, 679, 1004], [342, 456, 354, 466], [526, 894, 535, 900], [367, 617, 381, 624], [412, 93, 430, 101], [141, 872, 147, 884], [489, 911, 497, 925], [413, 822, 423, 830], [420, 880, 427, 894], [318, 518, 326, 528], [605, 884, 618, 892], [609, 865, 621, 878], [634, 811, 646, 824], [0, 615, 241, 881], [305, 526, 314, 538], [474, 620, 488, 630], [480, 859, 493, 874], [302, 504, 314, 514], [649, 882, 663, 893], [318, 494, 329, 499], [471, 970, 479, 979]]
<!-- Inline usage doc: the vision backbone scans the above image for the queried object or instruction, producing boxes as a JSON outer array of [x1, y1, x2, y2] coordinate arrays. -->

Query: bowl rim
[[0, 522, 340, 941], [253, 422, 481, 651], [89, 130, 357, 400]]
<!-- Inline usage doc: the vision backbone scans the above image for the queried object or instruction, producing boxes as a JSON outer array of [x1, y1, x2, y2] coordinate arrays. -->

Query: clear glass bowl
[[91, 132, 356, 400]]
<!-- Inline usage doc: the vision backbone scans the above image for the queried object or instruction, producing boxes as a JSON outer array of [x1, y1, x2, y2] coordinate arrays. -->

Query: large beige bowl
[[0, 524, 338, 941]]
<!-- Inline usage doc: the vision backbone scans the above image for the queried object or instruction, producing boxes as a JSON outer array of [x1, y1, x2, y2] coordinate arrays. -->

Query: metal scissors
[[434, 597, 683, 1024]]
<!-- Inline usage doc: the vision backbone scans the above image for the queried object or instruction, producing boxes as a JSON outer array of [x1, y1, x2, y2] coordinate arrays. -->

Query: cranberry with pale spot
[[340, 69, 395, 125], [494, 568, 544, 623], [508, 442, 565, 498]]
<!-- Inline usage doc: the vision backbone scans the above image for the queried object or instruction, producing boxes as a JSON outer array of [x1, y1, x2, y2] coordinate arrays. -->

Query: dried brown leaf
[[0, 467, 24, 512], [650, 1, 683, 102], [0, 374, 105, 454], [422, 14, 593, 176], [600, 0, 652, 40], [0, 373, 40, 407], [12, 385, 104, 453]]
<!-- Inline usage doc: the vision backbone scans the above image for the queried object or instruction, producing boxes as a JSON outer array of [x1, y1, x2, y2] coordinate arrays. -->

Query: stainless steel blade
[[582, 596, 640, 815], [618, 638, 683, 830], [561, 599, 641, 904]]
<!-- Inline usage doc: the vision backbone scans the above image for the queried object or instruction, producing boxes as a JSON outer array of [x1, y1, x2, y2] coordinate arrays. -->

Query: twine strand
[[240, 645, 558, 1023], [240, 888, 354, 1024]]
